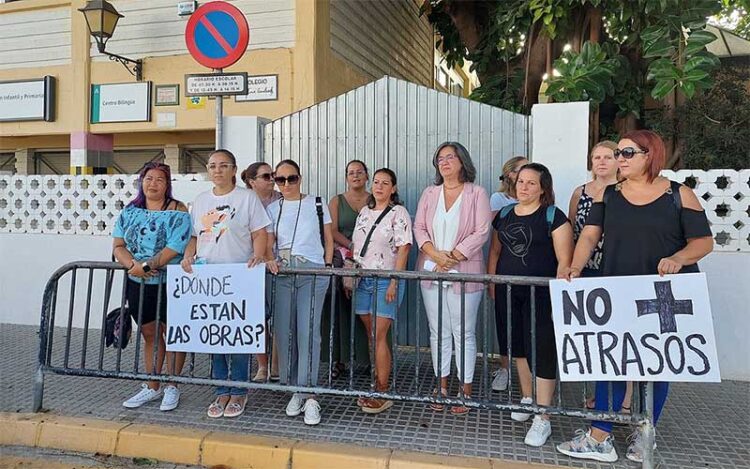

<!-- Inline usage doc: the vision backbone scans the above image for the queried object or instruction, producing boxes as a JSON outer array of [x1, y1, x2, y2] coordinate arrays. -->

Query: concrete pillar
[[164, 144, 181, 172], [14, 148, 34, 175], [223, 116, 270, 177], [70, 132, 114, 175]]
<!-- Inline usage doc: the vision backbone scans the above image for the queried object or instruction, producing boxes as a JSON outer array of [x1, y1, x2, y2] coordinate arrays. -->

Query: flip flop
[[429, 388, 447, 412], [223, 396, 247, 418], [207, 397, 228, 418]]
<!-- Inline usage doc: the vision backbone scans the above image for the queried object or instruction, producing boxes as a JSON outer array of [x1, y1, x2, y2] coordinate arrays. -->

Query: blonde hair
[[589, 140, 618, 180], [498, 156, 527, 196]]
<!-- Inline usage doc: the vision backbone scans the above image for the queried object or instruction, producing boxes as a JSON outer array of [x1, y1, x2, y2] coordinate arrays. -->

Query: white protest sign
[[166, 263, 266, 354], [549, 273, 720, 382]]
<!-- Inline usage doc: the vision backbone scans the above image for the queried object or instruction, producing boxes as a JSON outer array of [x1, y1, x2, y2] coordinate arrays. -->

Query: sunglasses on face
[[614, 147, 648, 159], [253, 173, 273, 181], [274, 175, 300, 185]]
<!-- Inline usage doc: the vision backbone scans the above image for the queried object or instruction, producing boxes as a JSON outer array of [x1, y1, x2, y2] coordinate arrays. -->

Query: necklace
[[444, 183, 463, 190]]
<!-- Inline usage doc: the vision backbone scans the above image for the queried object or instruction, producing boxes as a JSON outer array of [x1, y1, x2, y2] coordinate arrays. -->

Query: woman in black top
[[557, 130, 713, 464], [487, 163, 574, 448]]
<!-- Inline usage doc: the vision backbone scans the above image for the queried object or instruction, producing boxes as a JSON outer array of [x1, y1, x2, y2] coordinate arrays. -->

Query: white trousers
[[421, 286, 482, 384]]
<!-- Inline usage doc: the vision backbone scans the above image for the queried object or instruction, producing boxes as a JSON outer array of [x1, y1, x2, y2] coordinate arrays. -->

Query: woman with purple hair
[[112, 162, 192, 412]]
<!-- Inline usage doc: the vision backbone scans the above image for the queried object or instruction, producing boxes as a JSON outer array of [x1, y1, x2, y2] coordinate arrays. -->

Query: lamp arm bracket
[[104, 51, 143, 81]]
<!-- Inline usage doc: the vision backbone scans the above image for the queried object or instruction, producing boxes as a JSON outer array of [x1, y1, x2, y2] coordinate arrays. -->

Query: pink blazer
[[413, 183, 492, 293]]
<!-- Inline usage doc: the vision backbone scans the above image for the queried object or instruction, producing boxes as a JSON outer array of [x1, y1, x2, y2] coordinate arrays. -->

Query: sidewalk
[[2, 324, 748, 468]]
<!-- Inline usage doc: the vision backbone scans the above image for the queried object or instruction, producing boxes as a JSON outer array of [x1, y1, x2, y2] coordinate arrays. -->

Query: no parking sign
[[185, 1, 249, 70]]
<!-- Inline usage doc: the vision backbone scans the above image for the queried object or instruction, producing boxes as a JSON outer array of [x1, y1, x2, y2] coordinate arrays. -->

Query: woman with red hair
[[556, 130, 714, 463]]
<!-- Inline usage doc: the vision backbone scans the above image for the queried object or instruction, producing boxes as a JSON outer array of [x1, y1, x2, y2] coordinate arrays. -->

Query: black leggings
[[494, 285, 557, 380]]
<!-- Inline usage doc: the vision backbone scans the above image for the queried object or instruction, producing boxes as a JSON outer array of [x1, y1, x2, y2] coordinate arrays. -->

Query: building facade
[[0, 0, 476, 175]]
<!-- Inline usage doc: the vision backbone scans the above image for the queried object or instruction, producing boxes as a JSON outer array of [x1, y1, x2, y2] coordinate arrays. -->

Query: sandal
[[429, 388, 448, 412], [223, 396, 247, 418], [361, 398, 393, 414], [356, 397, 367, 407], [207, 397, 228, 418], [451, 394, 472, 416], [252, 367, 268, 382], [584, 399, 631, 415]]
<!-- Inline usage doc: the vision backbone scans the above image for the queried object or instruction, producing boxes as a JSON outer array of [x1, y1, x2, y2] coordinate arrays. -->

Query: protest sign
[[166, 263, 266, 354], [549, 273, 720, 382]]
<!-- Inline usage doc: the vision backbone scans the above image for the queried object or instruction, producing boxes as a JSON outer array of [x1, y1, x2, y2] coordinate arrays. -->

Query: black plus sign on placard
[[635, 281, 694, 334]]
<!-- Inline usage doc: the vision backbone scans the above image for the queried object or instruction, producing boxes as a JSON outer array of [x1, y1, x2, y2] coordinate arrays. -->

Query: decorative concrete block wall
[[1, 170, 748, 252]]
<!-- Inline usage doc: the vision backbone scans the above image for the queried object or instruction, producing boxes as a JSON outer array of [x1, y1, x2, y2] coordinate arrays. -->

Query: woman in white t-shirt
[[265, 159, 334, 426], [350, 168, 412, 414], [181, 149, 271, 419]]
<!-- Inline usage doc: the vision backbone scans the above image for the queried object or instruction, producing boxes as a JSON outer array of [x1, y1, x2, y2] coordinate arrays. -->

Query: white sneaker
[[159, 385, 180, 411], [557, 428, 618, 463], [491, 368, 509, 391], [302, 398, 321, 425], [511, 396, 533, 422], [123, 384, 162, 409], [285, 393, 305, 417], [524, 415, 552, 447]]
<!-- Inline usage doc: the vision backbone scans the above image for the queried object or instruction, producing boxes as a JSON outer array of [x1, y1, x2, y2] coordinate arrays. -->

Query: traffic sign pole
[[215, 68, 223, 149]]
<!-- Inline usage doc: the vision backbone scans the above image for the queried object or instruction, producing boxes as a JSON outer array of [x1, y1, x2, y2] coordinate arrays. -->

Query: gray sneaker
[[626, 429, 657, 463], [557, 429, 618, 463]]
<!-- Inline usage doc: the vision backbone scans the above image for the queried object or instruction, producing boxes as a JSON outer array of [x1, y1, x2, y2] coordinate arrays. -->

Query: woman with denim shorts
[[349, 168, 412, 414]]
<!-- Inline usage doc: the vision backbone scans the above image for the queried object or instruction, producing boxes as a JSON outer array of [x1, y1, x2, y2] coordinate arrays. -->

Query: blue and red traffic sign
[[185, 1, 249, 70]]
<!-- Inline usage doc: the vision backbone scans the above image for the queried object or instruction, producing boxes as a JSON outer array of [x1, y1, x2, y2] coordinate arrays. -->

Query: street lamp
[[79, 0, 142, 81]]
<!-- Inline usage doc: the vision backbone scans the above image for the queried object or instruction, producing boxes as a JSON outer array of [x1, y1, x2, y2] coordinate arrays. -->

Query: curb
[[0, 412, 560, 469]]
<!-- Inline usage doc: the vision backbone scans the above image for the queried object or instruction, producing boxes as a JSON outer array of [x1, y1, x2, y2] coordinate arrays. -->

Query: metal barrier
[[33, 261, 657, 468]]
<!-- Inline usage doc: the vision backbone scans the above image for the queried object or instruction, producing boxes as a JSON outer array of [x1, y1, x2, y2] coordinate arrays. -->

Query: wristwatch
[[142, 262, 152, 273]]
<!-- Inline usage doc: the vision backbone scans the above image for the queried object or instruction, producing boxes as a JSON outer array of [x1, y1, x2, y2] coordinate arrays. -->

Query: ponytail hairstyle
[[208, 149, 238, 185], [366, 168, 401, 209], [275, 159, 301, 175], [241, 161, 272, 188], [516, 162, 555, 207], [498, 156, 527, 196]]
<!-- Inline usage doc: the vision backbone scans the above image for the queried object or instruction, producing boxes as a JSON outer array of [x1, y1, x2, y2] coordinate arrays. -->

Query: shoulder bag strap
[[315, 196, 325, 247], [358, 205, 393, 258]]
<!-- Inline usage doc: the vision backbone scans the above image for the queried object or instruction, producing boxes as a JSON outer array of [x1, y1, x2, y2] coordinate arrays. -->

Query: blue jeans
[[212, 354, 249, 396], [591, 381, 669, 433]]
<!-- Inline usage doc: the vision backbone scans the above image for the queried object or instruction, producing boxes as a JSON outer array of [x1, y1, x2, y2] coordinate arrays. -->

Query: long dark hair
[[208, 149, 238, 185], [366, 168, 401, 209], [241, 161, 271, 188], [128, 162, 177, 210], [432, 141, 477, 185], [515, 162, 555, 206]]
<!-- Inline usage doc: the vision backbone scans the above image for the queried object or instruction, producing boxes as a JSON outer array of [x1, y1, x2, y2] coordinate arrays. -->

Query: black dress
[[586, 181, 712, 277], [492, 205, 569, 380]]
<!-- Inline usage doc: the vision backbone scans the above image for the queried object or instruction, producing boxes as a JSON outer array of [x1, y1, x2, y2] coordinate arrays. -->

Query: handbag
[[105, 307, 132, 349]]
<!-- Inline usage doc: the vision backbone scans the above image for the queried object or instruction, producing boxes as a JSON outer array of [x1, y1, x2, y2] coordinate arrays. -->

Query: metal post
[[641, 381, 656, 469], [215, 68, 223, 149], [32, 366, 45, 412]]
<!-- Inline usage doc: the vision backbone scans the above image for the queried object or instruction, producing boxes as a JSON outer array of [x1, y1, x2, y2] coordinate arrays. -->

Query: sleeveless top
[[585, 181, 712, 277], [336, 193, 359, 241], [573, 184, 604, 271]]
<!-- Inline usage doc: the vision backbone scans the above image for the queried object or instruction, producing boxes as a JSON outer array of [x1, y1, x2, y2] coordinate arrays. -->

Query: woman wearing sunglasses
[[241, 162, 282, 383], [557, 130, 713, 463], [113, 162, 191, 412], [265, 159, 334, 426], [181, 150, 271, 419]]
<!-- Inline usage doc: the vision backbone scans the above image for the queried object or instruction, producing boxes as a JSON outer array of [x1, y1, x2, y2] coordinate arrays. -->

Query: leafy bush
[[647, 65, 750, 170]]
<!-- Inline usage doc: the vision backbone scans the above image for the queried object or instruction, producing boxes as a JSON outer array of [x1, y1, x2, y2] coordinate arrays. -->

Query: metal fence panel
[[263, 76, 530, 349]]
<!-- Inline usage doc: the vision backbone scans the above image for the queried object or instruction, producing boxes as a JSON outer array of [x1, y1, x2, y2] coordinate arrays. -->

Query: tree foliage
[[421, 0, 732, 120], [646, 66, 750, 170]]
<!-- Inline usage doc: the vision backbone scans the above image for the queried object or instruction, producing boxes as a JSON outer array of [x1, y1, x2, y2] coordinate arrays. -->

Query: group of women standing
[[112, 130, 713, 463]]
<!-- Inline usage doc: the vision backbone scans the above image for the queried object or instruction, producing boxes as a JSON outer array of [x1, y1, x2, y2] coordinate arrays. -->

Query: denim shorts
[[354, 277, 405, 320]]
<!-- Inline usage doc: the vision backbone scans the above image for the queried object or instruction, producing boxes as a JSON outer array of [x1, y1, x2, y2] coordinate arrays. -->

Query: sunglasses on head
[[614, 147, 648, 159], [274, 174, 300, 185]]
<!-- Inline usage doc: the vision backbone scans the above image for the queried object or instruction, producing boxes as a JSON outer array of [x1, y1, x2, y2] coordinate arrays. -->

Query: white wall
[[699, 252, 750, 381], [0, 7, 71, 69], [530, 101, 590, 209]]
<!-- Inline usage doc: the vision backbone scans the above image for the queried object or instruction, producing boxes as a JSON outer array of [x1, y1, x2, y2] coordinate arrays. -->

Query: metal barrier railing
[[33, 261, 657, 468]]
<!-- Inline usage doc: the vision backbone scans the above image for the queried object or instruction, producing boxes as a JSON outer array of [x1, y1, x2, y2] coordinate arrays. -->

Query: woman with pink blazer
[[413, 141, 492, 415]]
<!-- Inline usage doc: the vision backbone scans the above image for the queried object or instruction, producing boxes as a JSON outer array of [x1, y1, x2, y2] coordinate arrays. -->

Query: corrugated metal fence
[[263, 76, 529, 349]]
